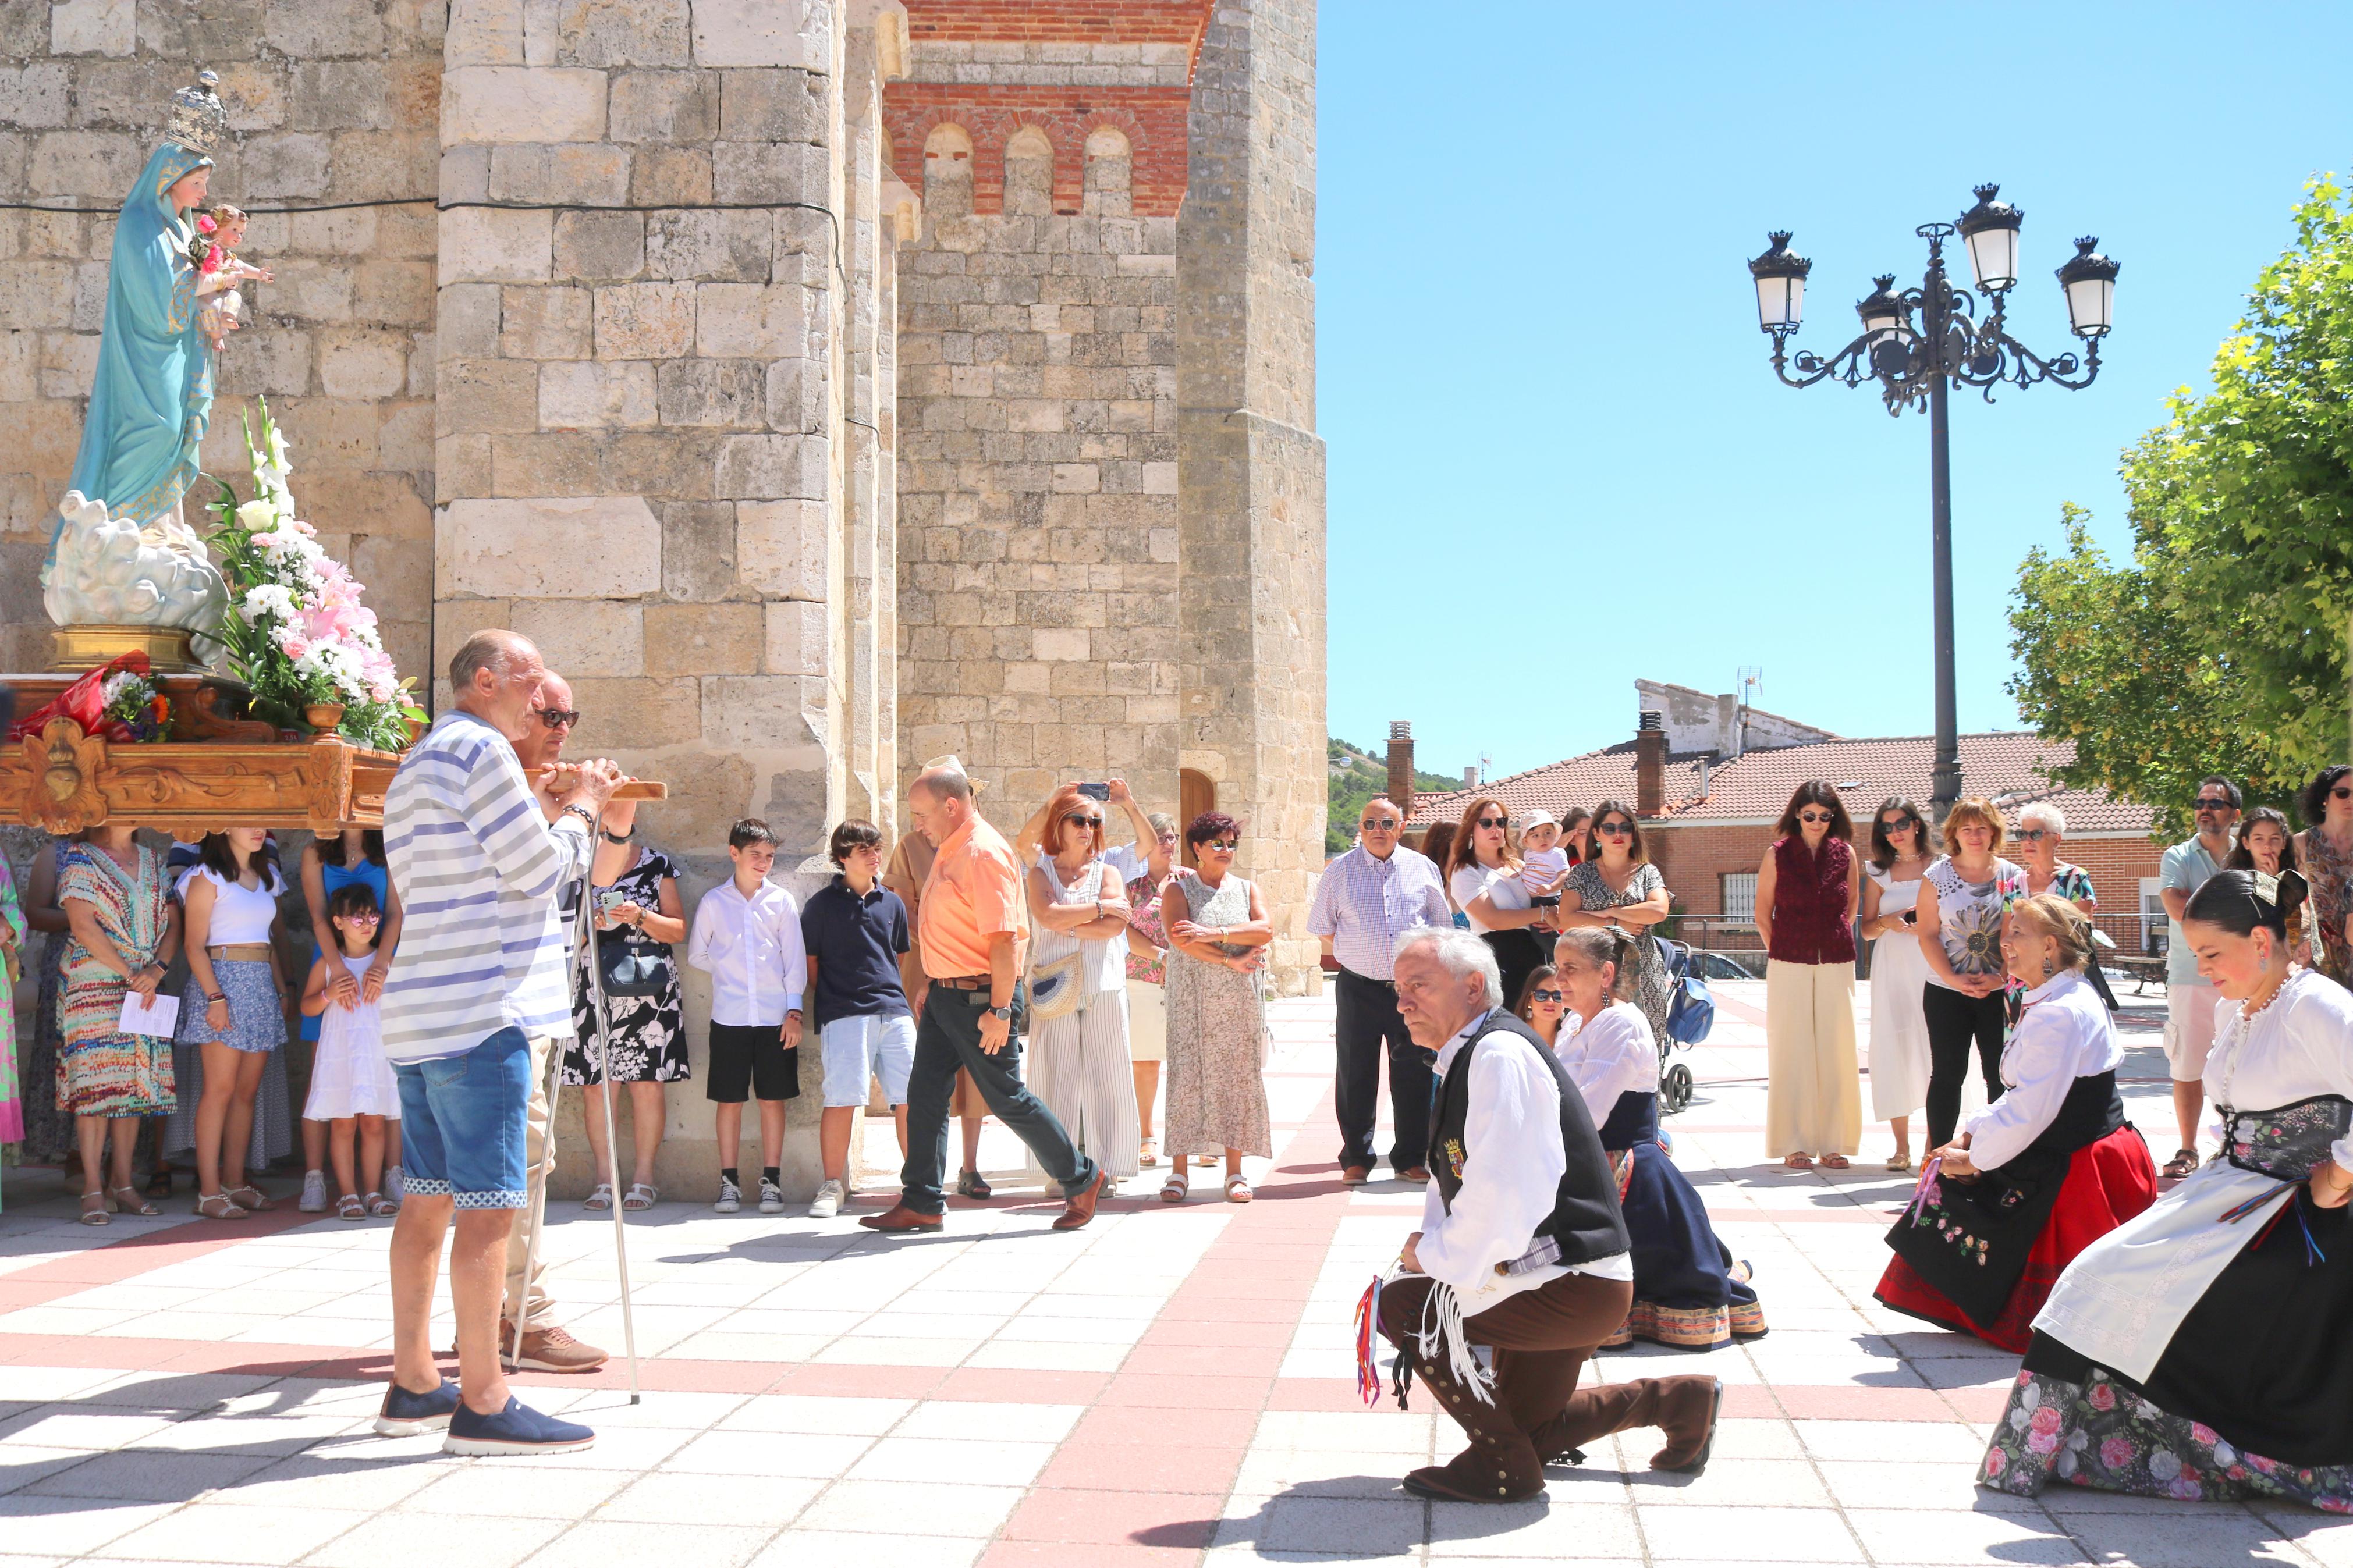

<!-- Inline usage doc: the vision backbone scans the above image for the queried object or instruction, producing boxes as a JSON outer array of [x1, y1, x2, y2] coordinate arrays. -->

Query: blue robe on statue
[[50, 141, 217, 554]]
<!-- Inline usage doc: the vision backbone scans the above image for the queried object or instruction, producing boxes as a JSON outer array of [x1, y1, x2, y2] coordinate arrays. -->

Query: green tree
[[2011, 177, 2353, 837]]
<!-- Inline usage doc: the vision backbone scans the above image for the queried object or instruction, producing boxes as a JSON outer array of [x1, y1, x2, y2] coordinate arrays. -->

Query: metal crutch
[[513, 809, 643, 1402]]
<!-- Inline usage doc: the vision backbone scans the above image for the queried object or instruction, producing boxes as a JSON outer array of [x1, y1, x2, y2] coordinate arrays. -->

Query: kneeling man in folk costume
[[1876, 894, 2159, 1350], [1374, 928, 1721, 1503]]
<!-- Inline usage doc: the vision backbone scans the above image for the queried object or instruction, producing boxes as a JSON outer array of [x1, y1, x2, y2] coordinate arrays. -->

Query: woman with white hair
[[2014, 802, 2096, 915]]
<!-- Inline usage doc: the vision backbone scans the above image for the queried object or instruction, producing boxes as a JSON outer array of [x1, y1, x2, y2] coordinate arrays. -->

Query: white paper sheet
[[119, 990, 180, 1037]]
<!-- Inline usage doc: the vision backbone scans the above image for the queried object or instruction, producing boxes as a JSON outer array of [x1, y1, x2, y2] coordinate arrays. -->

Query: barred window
[[1721, 872, 1758, 924]]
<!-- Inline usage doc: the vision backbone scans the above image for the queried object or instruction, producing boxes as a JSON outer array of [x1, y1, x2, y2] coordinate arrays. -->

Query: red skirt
[[1875, 1125, 2157, 1353]]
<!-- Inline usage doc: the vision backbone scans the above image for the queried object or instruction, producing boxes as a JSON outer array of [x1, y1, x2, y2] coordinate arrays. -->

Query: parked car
[[1689, 950, 1763, 982]]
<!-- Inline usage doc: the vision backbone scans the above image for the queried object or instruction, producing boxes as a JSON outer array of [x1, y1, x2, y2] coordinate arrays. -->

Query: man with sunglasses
[[2156, 776, 2241, 1177], [1306, 797, 1452, 1185], [490, 672, 607, 1375]]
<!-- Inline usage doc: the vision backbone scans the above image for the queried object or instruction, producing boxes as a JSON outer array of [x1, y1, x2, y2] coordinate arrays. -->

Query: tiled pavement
[[0, 980, 2343, 1566]]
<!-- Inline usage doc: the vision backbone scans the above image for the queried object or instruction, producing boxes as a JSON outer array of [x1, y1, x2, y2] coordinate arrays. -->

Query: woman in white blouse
[[1985, 869, 2353, 1510], [1546, 929, 1763, 1350], [1875, 895, 2157, 1352], [1446, 796, 1552, 1014]]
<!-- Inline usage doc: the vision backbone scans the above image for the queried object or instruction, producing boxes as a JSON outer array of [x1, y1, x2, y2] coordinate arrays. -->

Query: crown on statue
[[164, 70, 229, 155]]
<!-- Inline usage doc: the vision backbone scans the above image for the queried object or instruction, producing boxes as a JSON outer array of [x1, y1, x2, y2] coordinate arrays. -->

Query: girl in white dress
[[1859, 798, 1935, 1170], [299, 884, 400, 1219]]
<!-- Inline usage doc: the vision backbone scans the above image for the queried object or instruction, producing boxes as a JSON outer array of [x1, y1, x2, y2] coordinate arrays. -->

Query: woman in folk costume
[[1538, 930, 1765, 1351], [1371, 928, 1720, 1503], [1983, 870, 2353, 1509], [1876, 895, 2157, 1352]]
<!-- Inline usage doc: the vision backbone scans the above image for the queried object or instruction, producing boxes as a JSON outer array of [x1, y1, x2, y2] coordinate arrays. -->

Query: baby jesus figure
[[190, 203, 272, 351]]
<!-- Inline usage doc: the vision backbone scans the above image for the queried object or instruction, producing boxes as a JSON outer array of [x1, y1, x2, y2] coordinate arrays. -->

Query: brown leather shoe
[[858, 1204, 945, 1234], [1052, 1168, 1109, 1231], [1395, 1165, 1431, 1184], [505, 1323, 609, 1373], [1340, 1165, 1372, 1186], [1651, 1376, 1723, 1474]]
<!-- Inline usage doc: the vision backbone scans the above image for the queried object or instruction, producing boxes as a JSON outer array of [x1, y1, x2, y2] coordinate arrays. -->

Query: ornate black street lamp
[[1748, 187, 2118, 822]]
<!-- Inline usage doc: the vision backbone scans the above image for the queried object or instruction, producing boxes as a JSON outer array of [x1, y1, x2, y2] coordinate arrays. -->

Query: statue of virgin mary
[[40, 73, 236, 661]]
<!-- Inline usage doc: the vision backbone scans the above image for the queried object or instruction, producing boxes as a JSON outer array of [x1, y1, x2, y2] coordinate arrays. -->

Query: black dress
[[563, 848, 688, 1086]]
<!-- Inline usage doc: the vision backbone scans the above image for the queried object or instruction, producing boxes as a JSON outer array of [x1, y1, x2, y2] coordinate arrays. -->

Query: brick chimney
[[1385, 721, 1414, 816], [1635, 710, 1666, 818]]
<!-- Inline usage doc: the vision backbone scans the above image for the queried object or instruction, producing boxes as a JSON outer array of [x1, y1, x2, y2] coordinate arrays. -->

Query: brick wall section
[[903, 0, 1213, 45], [890, 49, 1183, 821], [883, 84, 1190, 216], [0, 0, 442, 679]]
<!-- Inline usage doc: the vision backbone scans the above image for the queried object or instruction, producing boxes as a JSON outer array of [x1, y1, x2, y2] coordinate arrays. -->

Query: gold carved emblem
[[21, 719, 108, 834]]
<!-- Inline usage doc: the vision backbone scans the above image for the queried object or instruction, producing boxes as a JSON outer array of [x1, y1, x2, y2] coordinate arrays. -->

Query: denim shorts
[[393, 1026, 534, 1209], [820, 1013, 915, 1108]]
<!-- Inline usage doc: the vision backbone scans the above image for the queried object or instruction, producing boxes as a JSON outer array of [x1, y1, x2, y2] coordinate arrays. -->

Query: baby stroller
[[1651, 936, 1715, 1116]]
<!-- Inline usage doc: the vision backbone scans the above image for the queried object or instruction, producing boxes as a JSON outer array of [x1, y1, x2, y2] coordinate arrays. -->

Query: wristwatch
[[985, 1004, 1012, 1020]]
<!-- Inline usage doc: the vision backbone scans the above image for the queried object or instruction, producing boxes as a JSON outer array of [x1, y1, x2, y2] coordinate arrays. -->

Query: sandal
[[1160, 1171, 1189, 1204], [1781, 1154, 1815, 1171], [1225, 1175, 1253, 1204], [368, 1192, 399, 1218], [226, 1185, 274, 1213], [1819, 1154, 1850, 1171], [145, 1168, 173, 1200], [1886, 1153, 1914, 1172], [79, 1191, 108, 1226], [956, 1169, 992, 1200], [621, 1183, 658, 1211], [1139, 1138, 1159, 1169], [194, 1193, 250, 1221], [108, 1186, 159, 1217], [583, 1183, 613, 1211], [336, 1194, 366, 1221], [2163, 1148, 2201, 1179]]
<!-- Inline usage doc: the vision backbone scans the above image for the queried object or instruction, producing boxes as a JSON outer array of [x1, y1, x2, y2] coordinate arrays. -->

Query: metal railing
[[1658, 911, 2174, 987]]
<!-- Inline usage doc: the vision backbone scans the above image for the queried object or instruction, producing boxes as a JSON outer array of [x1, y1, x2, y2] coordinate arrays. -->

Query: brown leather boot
[[858, 1203, 945, 1234], [1052, 1168, 1108, 1231], [1650, 1376, 1723, 1473]]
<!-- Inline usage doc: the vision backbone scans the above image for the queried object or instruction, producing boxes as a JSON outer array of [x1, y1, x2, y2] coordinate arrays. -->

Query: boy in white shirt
[[1518, 810, 1572, 911], [684, 819, 807, 1215]]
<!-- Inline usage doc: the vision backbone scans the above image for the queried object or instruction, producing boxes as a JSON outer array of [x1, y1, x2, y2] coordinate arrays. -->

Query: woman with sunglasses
[[1859, 798, 1933, 1171], [1446, 797, 1552, 1014], [2295, 766, 2353, 986], [1160, 812, 1273, 1203], [1915, 798, 2027, 1153], [1545, 930, 1766, 1350], [1026, 784, 1140, 1190], [1756, 783, 1862, 1172], [1557, 801, 1676, 1044]]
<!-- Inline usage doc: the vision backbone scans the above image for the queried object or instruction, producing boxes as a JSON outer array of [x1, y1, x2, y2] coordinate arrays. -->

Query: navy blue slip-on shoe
[[374, 1378, 462, 1437], [442, 1395, 596, 1456]]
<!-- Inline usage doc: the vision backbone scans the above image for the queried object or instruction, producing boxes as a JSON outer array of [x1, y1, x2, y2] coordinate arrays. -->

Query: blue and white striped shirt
[[379, 709, 590, 1064], [1307, 844, 1453, 981]]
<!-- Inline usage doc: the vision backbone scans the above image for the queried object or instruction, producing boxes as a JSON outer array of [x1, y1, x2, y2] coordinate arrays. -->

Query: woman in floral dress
[[0, 853, 27, 1159], [2294, 765, 2353, 986], [566, 835, 687, 1211], [1558, 799, 1676, 1042], [1159, 812, 1273, 1203], [19, 837, 82, 1175]]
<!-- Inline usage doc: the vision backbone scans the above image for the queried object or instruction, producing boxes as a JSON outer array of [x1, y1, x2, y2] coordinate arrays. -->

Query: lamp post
[[1748, 187, 2118, 824]]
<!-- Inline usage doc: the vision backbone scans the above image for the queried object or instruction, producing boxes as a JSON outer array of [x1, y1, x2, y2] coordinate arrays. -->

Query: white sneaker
[[760, 1176, 786, 1215], [298, 1170, 328, 1214], [807, 1179, 843, 1218], [714, 1176, 741, 1214], [384, 1165, 406, 1203]]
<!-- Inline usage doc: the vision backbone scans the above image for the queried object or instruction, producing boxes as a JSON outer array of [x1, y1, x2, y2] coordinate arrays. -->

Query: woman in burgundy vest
[[1756, 782, 1863, 1170]]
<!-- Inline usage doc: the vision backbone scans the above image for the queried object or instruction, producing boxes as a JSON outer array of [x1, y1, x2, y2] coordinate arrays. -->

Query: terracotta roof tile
[[1406, 733, 2153, 836]]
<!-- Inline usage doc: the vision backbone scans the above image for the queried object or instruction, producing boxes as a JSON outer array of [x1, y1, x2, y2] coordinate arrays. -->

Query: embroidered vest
[[1429, 1012, 1631, 1272]]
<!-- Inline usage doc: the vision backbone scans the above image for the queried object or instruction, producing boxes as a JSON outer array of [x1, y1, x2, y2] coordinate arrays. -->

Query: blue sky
[[1319, 1, 2353, 781]]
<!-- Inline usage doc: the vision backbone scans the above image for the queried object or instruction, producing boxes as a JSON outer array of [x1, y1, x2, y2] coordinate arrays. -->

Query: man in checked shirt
[[1307, 797, 1453, 1186]]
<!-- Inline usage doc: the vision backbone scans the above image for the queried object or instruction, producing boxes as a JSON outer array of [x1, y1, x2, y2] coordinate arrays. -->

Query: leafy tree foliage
[[2011, 179, 2353, 837]]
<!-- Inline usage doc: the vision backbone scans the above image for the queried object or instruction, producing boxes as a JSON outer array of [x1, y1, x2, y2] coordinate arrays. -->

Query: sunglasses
[[1879, 817, 1915, 833], [1476, 816, 1508, 830], [1529, 989, 1563, 1003], [2334, 787, 2353, 802], [1362, 819, 1402, 831], [2014, 829, 2048, 843], [1202, 839, 1238, 852], [1798, 811, 1834, 825], [340, 911, 382, 923], [533, 707, 581, 730], [2194, 798, 2234, 811], [1066, 814, 1103, 829], [1595, 822, 1633, 836]]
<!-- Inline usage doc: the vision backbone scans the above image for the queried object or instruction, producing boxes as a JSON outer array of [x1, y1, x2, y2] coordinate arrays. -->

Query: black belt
[[1338, 966, 1395, 990]]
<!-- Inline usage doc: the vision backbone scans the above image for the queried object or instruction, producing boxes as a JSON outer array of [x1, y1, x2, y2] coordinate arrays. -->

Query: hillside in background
[[1326, 739, 1461, 855]]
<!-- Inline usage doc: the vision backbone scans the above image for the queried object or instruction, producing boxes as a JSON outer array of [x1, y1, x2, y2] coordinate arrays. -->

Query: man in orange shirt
[[882, 825, 991, 1196], [861, 763, 1109, 1233]]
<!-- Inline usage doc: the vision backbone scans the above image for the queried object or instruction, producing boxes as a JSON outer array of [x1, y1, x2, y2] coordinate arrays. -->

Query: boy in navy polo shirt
[[801, 819, 913, 1218]]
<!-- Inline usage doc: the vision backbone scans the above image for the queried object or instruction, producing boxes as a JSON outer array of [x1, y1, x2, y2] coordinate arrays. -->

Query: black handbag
[[594, 929, 672, 998]]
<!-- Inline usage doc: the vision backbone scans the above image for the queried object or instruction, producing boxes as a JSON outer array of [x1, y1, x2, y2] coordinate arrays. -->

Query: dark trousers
[[1378, 1271, 1716, 1498], [899, 986, 1097, 1217], [1333, 967, 1435, 1172], [1922, 983, 2006, 1149]]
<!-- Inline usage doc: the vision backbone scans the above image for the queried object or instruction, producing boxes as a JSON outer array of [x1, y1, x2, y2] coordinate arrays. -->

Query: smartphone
[[1901, 909, 1918, 926], [1076, 781, 1110, 801]]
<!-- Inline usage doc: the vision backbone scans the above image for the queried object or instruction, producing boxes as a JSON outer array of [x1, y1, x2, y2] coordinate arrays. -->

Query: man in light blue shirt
[[2156, 775, 2240, 1176], [1306, 797, 1453, 1185]]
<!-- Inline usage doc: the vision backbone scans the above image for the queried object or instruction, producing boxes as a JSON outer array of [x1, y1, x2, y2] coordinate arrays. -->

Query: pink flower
[[2250, 1454, 2277, 1475], [197, 214, 217, 233], [2190, 1423, 2219, 1448], [2099, 1437, 2135, 1470], [2027, 1428, 2059, 1456], [2167, 1476, 2202, 1501], [2088, 1382, 2116, 1411], [2029, 1406, 2062, 1437], [280, 634, 312, 662], [1982, 1448, 2007, 1478]]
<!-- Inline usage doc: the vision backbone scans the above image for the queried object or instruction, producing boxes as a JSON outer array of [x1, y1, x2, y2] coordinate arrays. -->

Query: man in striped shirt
[[375, 629, 622, 1456]]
